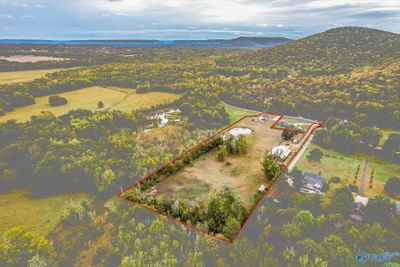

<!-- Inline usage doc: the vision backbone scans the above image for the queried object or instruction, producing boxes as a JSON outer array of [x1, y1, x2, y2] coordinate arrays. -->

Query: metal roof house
[[271, 145, 291, 160], [303, 172, 327, 191]]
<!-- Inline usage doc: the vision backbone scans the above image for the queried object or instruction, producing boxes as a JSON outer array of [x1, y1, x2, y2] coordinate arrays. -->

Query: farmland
[[0, 68, 73, 84], [0, 86, 181, 122]]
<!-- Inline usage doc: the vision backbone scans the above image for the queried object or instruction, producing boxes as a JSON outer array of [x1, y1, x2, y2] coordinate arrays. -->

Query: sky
[[0, 0, 399, 40]]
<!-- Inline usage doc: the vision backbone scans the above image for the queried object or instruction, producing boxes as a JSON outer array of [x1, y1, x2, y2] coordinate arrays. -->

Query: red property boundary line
[[116, 111, 323, 245], [270, 115, 314, 134]]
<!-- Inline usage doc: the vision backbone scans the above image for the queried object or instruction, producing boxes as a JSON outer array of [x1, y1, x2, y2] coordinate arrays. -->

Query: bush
[[97, 101, 104, 108], [348, 184, 358, 193], [48, 95, 67, 106], [384, 177, 400, 198], [331, 176, 341, 183]]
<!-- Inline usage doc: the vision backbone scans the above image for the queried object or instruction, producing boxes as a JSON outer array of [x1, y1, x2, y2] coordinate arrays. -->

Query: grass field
[[0, 68, 73, 84], [296, 143, 400, 200], [0, 86, 181, 122], [222, 102, 259, 123], [0, 189, 90, 236]]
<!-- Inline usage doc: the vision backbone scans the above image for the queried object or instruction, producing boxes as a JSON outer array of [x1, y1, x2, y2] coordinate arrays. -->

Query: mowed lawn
[[0, 86, 181, 122], [296, 143, 400, 198], [0, 68, 73, 84], [222, 102, 259, 123], [0, 189, 90, 236]]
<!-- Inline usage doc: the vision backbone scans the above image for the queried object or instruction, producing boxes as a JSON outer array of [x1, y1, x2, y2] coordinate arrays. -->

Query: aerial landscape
[[0, 0, 399, 266]]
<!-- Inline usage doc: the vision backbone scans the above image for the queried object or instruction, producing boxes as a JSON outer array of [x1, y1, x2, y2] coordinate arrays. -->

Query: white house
[[271, 145, 291, 160]]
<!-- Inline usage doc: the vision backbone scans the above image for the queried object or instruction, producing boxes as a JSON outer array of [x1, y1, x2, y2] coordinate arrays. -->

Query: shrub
[[48, 95, 67, 106], [331, 176, 341, 183]]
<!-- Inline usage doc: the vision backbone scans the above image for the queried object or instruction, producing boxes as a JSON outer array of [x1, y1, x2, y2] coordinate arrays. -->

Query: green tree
[[0, 226, 55, 267], [331, 187, 353, 216], [365, 195, 396, 226], [282, 130, 296, 140], [384, 177, 400, 198], [216, 145, 228, 161], [97, 101, 104, 108], [261, 154, 283, 181], [307, 148, 323, 162], [222, 216, 241, 240], [48, 95, 67, 106]]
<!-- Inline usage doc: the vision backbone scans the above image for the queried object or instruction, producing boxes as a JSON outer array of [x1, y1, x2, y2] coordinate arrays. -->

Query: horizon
[[0, 0, 399, 40]]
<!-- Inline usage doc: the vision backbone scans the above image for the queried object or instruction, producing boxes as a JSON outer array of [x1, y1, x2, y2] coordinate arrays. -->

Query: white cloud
[[14, 2, 28, 8], [0, 14, 13, 19]]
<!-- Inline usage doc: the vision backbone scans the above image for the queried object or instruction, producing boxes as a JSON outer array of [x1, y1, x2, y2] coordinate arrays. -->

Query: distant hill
[[224, 27, 400, 74], [222, 36, 292, 48], [0, 37, 292, 49]]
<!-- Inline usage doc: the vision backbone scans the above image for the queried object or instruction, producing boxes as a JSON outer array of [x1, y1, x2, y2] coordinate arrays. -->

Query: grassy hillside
[[0, 86, 180, 122], [229, 27, 400, 74]]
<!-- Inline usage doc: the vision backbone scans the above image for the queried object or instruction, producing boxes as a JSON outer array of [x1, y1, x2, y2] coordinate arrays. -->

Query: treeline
[[3, 180, 398, 266], [0, 108, 216, 198], [1, 41, 399, 129], [125, 187, 247, 240], [314, 117, 400, 163]]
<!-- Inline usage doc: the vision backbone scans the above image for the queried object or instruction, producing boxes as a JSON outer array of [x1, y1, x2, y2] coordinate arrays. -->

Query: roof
[[303, 173, 326, 187], [354, 195, 369, 206], [396, 201, 400, 215], [271, 145, 291, 160], [259, 185, 267, 191]]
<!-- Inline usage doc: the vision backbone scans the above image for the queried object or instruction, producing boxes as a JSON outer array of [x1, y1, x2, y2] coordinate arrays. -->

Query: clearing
[[0, 86, 181, 122], [0, 189, 90, 236], [0, 68, 75, 84], [0, 55, 68, 63], [222, 102, 259, 122], [146, 116, 311, 207]]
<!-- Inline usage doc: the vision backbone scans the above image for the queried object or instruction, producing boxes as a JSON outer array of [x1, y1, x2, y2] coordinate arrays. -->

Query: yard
[[296, 143, 400, 202], [0, 86, 181, 122]]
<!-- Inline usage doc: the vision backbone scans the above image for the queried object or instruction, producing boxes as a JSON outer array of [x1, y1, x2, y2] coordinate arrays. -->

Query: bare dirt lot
[[153, 116, 309, 207], [0, 55, 68, 63]]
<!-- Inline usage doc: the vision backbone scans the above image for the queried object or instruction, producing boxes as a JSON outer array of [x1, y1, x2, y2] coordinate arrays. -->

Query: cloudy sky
[[0, 0, 399, 40]]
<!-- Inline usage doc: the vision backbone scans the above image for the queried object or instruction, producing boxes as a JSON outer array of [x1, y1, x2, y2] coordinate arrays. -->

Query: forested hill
[[222, 27, 400, 74]]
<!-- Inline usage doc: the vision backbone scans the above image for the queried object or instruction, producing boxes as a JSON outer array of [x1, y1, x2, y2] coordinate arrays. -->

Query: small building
[[303, 172, 327, 191], [396, 201, 400, 216], [271, 145, 291, 160], [354, 195, 369, 207], [260, 114, 269, 121], [279, 120, 289, 127], [258, 185, 267, 191]]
